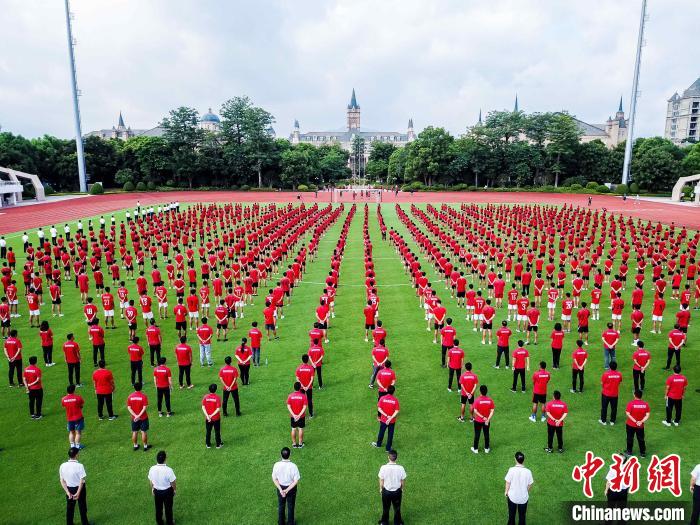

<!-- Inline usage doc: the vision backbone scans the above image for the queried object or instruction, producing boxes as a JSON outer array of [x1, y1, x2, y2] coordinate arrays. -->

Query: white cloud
[[0, 0, 696, 140]]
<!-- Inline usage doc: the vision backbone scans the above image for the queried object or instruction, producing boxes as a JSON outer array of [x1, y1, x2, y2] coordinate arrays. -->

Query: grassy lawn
[[0, 202, 697, 524]]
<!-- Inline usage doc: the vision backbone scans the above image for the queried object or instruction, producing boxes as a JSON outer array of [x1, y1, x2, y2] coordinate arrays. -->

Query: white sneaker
[[529, 415, 536, 422], [599, 419, 607, 425], [662, 420, 671, 427], [484, 448, 490, 454], [470, 447, 479, 454]]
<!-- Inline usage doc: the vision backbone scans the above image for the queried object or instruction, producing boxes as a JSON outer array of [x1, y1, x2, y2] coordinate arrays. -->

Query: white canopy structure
[[0, 167, 46, 207]]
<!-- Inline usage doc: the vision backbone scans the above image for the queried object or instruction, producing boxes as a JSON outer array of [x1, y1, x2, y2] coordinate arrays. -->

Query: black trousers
[[496, 346, 510, 367], [277, 485, 297, 525], [547, 424, 563, 449], [92, 344, 105, 366], [572, 369, 584, 392], [157, 388, 171, 412], [377, 422, 395, 451], [665, 348, 680, 368], [66, 485, 89, 525], [605, 487, 629, 525], [601, 395, 618, 423], [304, 389, 313, 417], [153, 487, 174, 525], [507, 497, 527, 525], [512, 368, 526, 391], [205, 419, 222, 447], [690, 486, 700, 525], [625, 425, 646, 455], [522, 283, 530, 295], [223, 389, 240, 416], [130, 361, 143, 385], [149, 345, 161, 367], [315, 366, 323, 388], [473, 420, 490, 449], [666, 398, 682, 423], [633, 369, 645, 392], [448, 367, 460, 389], [29, 388, 43, 416], [239, 364, 250, 385], [178, 365, 191, 387], [8, 359, 22, 385], [43, 345, 53, 364], [551, 348, 561, 368], [380, 488, 403, 525], [68, 363, 81, 385], [97, 393, 114, 417]]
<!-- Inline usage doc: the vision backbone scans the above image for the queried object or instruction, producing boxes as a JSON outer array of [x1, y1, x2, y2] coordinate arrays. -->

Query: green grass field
[[0, 203, 697, 525]]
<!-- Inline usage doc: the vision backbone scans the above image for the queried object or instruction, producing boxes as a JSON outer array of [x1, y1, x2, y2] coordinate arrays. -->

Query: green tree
[[83, 136, 119, 188], [545, 112, 581, 187], [160, 106, 203, 188], [404, 126, 454, 186], [631, 137, 685, 192], [366, 141, 397, 183], [387, 147, 409, 185], [280, 143, 319, 189], [682, 142, 700, 175], [317, 144, 349, 185]]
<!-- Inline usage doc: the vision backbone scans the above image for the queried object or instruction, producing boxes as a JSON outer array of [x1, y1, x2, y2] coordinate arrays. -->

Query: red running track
[[1, 190, 700, 234]]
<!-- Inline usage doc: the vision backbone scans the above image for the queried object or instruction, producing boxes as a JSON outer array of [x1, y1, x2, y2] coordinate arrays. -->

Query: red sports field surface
[[2, 191, 700, 234]]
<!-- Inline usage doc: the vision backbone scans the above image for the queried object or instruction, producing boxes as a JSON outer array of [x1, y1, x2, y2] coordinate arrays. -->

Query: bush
[[586, 181, 599, 190], [308, 183, 318, 191], [115, 168, 135, 185], [597, 184, 611, 193], [165, 180, 176, 187], [240, 184, 251, 191], [451, 183, 470, 191], [135, 181, 147, 191], [89, 183, 104, 195], [123, 181, 135, 191], [146, 181, 156, 191], [43, 183, 55, 196], [297, 184, 309, 191], [615, 183, 629, 195], [570, 183, 583, 190], [561, 176, 588, 187], [629, 182, 639, 194]]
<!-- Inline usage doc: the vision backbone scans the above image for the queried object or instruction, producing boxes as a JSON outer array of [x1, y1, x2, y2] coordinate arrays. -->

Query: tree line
[[1, 100, 699, 193]]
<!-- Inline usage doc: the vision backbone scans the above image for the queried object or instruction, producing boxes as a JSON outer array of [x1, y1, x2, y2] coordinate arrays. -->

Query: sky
[[1, 0, 698, 140]]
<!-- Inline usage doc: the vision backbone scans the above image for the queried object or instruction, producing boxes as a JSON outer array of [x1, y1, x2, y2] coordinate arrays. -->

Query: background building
[[86, 108, 222, 140], [665, 77, 700, 145], [575, 98, 628, 148]]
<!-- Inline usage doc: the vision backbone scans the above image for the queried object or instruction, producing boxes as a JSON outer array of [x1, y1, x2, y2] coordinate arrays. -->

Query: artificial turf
[[0, 202, 697, 524]]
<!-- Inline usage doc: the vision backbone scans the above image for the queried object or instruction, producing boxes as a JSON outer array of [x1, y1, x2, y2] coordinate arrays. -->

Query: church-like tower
[[347, 88, 360, 131]]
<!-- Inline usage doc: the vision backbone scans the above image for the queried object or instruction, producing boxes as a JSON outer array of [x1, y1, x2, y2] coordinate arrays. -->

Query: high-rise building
[[665, 77, 700, 145]]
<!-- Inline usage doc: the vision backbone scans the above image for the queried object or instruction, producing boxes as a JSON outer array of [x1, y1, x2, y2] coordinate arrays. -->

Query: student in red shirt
[[511, 340, 529, 392], [446, 340, 464, 392], [458, 362, 478, 422], [296, 354, 315, 417], [576, 302, 590, 346], [153, 357, 173, 417], [263, 300, 278, 341], [175, 336, 194, 389], [665, 324, 686, 370], [287, 381, 308, 448], [525, 302, 540, 345], [63, 333, 82, 387], [38, 320, 55, 367], [471, 384, 495, 454], [235, 338, 253, 385], [432, 299, 447, 344], [373, 385, 400, 452], [550, 323, 565, 370], [440, 318, 457, 369], [126, 382, 151, 451], [308, 339, 325, 389], [481, 300, 496, 345], [570, 339, 588, 394], [369, 341, 389, 389], [127, 336, 145, 387], [599, 361, 622, 425], [88, 320, 106, 368], [601, 323, 620, 370], [625, 390, 650, 457], [4, 329, 23, 387], [202, 383, 223, 448], [62, 384, 85, 448], [196, 317, 214, 367], [631, 340, 650, 392], [663, 365, 687, 426], [651, 293, 666, 333], [173, 298, 188, 339], [494, 320, 512, 369], [23, 356, 43, 419], [92, 360, 117, 420], [248, 321, 263, 366], [376, 360, 395, 401], [529, 361, 550, 422], [544, 390, 568, 453], [219, 356, 241, 417]]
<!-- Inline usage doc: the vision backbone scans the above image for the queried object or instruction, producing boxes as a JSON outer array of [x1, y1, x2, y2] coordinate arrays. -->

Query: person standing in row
[[505, 451, 533, 525], [127, 336, 144, 387], [153, 357, 173, 417], [59, 447, 89, 525], [235, 338, 252, 386], [272, 447, 300, 525], [570, 340, 588, 394], [544, 390, 568, 453], [62, 384, 85, 449], [378, 449, 406, 525], [511, 340, 529, 393], [127, 382, 150, 451], [600, 361, 622, 426], [4, 329, 23, 387], [625, 390, 650, 458], [446, 340, 464, 392], [663, 365, 687, 427], [373, 385, 400, 451], [174, 336, 194, 389], [92, 360, 117, 421], [219, 356, 241, 417], [471, 384, 495, 454], [631, 341, 650, 393], [202, 383, 223, 449], [287, 382, 308, 449], [64, 333, 82, 387], [23, 355, 43, 419], [148, 450, 176, 525]]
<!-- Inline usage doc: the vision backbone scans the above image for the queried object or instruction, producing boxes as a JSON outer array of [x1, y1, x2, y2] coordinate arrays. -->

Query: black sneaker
[[143, 445, 151, 452], [109, 415, 119, 421]]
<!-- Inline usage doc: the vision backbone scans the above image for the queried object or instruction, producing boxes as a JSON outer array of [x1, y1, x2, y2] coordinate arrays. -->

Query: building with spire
[[85, 111, 143, 140], [290, 89, 415, 157], [665, 76, 700, 145]]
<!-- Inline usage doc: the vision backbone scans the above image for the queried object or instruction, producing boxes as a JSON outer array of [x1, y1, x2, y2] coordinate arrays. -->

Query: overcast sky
[[1, 0, 697, 140]]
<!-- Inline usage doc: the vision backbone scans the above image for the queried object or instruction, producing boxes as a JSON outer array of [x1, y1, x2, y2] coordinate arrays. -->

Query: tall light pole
[[621, 0, 648, 186], [64, 0, 88, 192]]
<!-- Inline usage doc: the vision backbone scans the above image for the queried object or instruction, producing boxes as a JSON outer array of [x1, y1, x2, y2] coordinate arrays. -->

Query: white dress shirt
[[148, 464, 176, 490], [691, 464, 700, 484], [606, 467, 630, 491], [272, 460, 300, 487], [505, 464, 534, 504], [379, 463, 407, 491], [59, 460, 87, 488]]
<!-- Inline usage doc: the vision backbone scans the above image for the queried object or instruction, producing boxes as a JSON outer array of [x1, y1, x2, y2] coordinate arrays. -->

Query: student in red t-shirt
[[599, 361, 622, 425], [127, 336, 145, 386], [446, 340, 464, 392], [38, 320, 55, 366], [62, 384, 85, 448], [92, 360, 117, 420], [625, 390, 650, 457], [23, 356, 43, 419], [126, 382, 150, 451], [219, 356, 241, 417], [665, 324, 686, 370], [440, 318, 457, 369], [458, 362, 478, 422], [664, 365, 687, 426], [296, 354, 315, 418], [631, 340, 650, 392], [550, 323, 565, 370], [287, 382, 308, 448], [471, 384, 495, 454], [494, 320, 512, 369], [174, 335, 194, 389], [543, 390, 568, 453], [511, 340, 530, 392], [263, 300, 278, 341], [248, 321, 263, 366], [235, 338, 253, 385], [153, 357, 173, 417], [373, 385, 400, 452], [525, 302, 540, 345], [529, 361, 550, 422], [481, 300, 496, 345], [202, 383, 223, 448]]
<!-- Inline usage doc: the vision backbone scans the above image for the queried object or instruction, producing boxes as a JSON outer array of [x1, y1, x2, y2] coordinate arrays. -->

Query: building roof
[[200, 108, 220, 123], [298, 130, 408, 142], [569, 117, 607, 137], [347, 88, 359, 110], [118, 111, 125, 128], [683, 77, 700, 98]]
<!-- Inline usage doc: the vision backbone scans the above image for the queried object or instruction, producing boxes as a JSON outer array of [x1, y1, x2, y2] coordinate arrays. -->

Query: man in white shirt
[[50, 225, 57, 245], [64, 224, 71, 241], [21, 232, 29, 252], [378, 449, 406, 525], [605, 455, 630, 516], [0, 236, 6, 259], [504, 451, 533, 525], [148, 450, 176, 525], [690, 463, 700, 525], [59, 447, 89, 525], [272, 447, 300, 525]]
